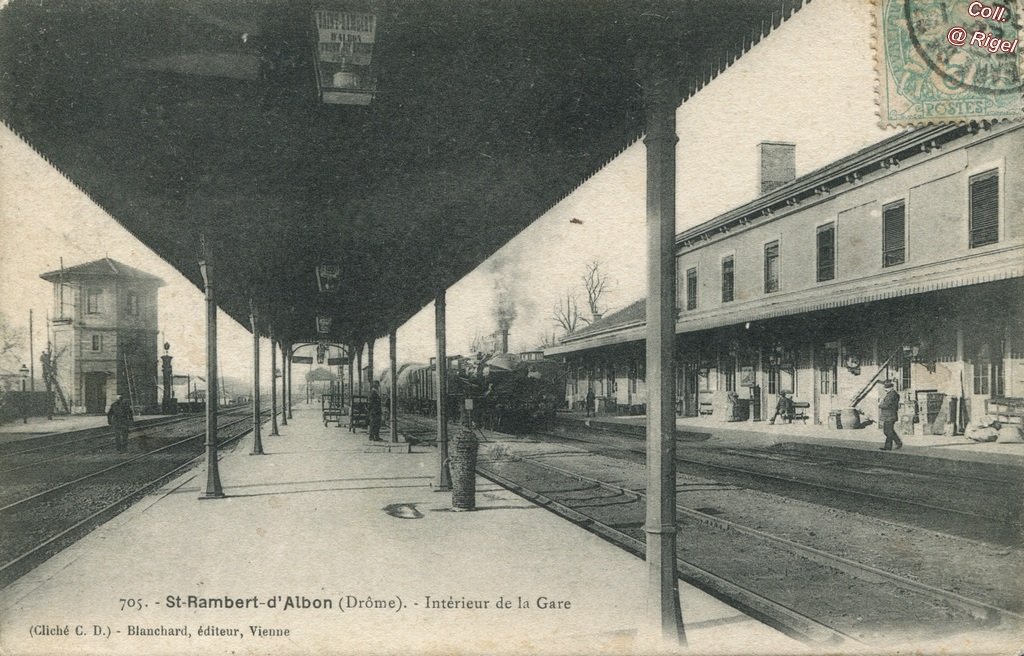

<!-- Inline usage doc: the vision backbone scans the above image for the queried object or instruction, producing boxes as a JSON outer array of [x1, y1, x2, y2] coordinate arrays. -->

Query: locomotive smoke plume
[[487, 254, 519, 354]]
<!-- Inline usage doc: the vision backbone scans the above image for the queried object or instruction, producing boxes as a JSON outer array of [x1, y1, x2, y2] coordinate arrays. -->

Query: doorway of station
[[84, 372, 108, 414]]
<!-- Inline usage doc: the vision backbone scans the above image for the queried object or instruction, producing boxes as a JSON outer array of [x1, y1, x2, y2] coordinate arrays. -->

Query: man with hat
[[107, 394, 134, 452], [877, 380, 902, 451]]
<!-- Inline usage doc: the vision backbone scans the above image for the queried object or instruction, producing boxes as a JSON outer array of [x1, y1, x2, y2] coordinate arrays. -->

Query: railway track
[[0, 409, 264, 587], [0, 414, 196, 459], [394, 415, 1022, 647], [0, 413, 207, 476], [537, 426, 1023, 546]]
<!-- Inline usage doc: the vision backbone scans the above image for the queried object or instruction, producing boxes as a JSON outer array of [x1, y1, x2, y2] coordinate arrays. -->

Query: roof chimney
[[759, 142, 796, 195]]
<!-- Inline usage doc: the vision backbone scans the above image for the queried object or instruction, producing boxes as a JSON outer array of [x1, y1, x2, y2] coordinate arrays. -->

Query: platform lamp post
[[639, 43, 685, 645], [250, 300, 264, 456], [270, 327, 279, 437], [19, 364, 29, 424], [198, 254, 225, 499]]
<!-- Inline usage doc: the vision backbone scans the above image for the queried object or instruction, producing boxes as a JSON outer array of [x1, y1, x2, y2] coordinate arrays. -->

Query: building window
[[764, 241, 780, 293], [820, 365, 836, 395], [91, 335, 103, 352], [86, 289, 101, 314], [973, 361, 1005, 396], [969, 169, 999, 248], [721, 256, 734, 303], [767, 367, 780, 395], [882, 201, 906, 267], [724, 365, 736, 392], [686, 267, 698, 310], [816, 223, 836, 282], [126, 291, 139, 317]]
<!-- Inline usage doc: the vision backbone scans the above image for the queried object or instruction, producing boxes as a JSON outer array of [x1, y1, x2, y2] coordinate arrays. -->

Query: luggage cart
[[349, 395, 369, 432], [321, 393, 346, 427]]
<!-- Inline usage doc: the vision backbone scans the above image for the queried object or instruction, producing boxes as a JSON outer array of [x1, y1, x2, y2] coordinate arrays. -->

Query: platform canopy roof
[[0, 0, 803, 346]]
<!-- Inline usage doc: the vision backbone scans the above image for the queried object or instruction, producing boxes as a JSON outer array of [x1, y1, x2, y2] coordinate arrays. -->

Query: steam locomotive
[[379, 349, 565, 433]]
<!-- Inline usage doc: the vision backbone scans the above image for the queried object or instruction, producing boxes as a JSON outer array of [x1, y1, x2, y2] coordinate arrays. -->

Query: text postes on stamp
[[877, 0, 1023, 125]]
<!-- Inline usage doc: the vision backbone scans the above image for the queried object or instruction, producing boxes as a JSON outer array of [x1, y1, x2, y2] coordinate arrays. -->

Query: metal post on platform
[[250, 300, 264, 456], [367, 341, 374, 386], [198, 256, 224, 499], [287, 346, 293, 419], [270, 328, 279, 436], [640, 53, 684, 644], [389, 329, 398, 443], [280, 343, 288, 427], [347, 344, 355, 411], [435, 289, 451, 490], [357, 346, 363, 396]]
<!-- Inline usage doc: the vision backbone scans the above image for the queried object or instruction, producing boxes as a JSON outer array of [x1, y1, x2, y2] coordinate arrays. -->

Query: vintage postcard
[[0, 1, 1021, 655]]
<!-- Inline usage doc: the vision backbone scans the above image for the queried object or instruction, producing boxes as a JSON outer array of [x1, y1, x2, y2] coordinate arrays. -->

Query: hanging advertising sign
[[316, 264, 342, 293], [328, 357, 350, 366], [292, 356, 314, 365], [313, 6, 379, 105], [317, 316, 333, 334]]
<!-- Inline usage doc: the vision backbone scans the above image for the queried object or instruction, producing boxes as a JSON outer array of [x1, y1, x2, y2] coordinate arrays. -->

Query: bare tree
[[533, 328, 559, 349], [0, 312, 24, 359], [552, 291, 586, 335], [582, 260, 613, 320]]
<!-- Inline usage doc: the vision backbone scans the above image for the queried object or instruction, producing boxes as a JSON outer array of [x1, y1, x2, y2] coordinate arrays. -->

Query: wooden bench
[[791, 401, 810, 423]]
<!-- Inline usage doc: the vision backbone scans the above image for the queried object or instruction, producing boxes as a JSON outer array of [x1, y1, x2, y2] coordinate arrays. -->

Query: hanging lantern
[[316, 264, 342, 293]]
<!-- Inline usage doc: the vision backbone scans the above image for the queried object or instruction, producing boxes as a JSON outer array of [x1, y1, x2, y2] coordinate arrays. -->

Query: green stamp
[[877, 0, 1023, 125]]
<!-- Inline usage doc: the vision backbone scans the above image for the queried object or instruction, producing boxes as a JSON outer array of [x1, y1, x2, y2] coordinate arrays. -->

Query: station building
[[40, 258, 164, 414], [548, 122, 1023, 432]]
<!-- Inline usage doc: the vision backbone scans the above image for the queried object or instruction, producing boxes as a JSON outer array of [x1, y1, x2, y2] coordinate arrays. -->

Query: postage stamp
[[877, 0, 1024, 125]]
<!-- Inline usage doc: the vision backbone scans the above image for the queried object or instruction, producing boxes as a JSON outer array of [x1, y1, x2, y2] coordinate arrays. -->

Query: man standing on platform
[[107, 394, 133, 452], [878, 381, 903, 451], [585, 387, 595, 417], [368, 382, 383, 441]]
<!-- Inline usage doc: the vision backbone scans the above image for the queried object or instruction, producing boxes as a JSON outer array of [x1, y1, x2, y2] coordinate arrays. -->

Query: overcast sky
[[0, 0, 893, 392]]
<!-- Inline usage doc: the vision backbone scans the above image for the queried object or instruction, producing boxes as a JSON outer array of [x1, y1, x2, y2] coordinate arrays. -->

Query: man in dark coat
[[107, 394, 133, 452], [367, 382, 383, 441], [585, 388, 595, 417], [877, 381, 903, 450]]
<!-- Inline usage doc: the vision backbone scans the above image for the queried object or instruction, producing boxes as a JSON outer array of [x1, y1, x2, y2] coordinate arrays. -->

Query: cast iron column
[[357, 347, 364, 396], [270, 329, 279, 436], [347, 344, 355, 410], [435, 290, 451, 489], [642, 64, 685, 643], [286, 346, 293, 419], [389, 330, 398, 442], [250, 302, 264, 456], [280, 343, 288, 426], [367, 341, 374, 385], [198, 259, 224, 499]]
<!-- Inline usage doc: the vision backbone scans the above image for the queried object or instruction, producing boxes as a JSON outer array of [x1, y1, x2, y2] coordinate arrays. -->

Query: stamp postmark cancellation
[[877, 0, 1023, 125]]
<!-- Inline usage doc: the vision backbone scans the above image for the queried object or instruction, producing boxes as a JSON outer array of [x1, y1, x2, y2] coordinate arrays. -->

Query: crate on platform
[[985, 397, 1024, 425]]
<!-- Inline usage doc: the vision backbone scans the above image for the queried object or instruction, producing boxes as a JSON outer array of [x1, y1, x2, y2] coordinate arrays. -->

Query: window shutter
[[970, 170, 998, 248], [882, 202, 905, 267], [816, 223, 835, 282], [721, 257, 734, 303]]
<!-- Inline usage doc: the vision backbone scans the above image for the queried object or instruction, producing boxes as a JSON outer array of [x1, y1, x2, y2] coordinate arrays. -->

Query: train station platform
[[0, 408, 806, 656], [0, 413, 167, 444], [556, 411, 1024, 468]]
